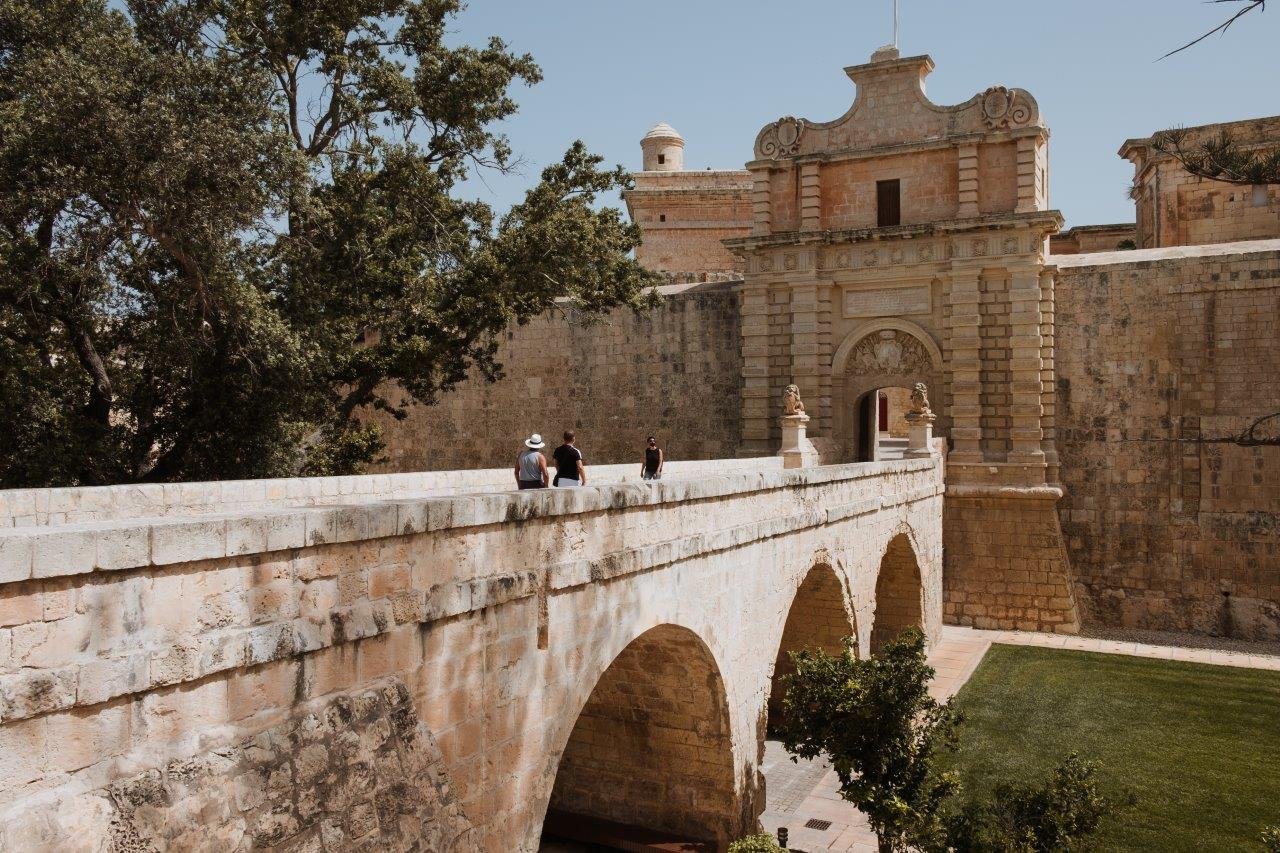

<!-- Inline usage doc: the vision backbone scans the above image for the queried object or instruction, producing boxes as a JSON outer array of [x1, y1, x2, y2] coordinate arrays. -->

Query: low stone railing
[[0, 457, 783, 528]]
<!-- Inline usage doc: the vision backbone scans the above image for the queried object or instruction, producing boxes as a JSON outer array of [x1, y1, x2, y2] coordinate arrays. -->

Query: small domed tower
[[641, 122, 684, 171]]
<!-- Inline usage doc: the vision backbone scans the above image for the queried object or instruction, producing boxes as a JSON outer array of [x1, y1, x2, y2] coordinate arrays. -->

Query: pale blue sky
[[450, 0, 1278, 228]]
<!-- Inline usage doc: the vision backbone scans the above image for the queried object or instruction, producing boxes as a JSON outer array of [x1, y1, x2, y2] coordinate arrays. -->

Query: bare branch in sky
[[1160, 0, 1266, 59]]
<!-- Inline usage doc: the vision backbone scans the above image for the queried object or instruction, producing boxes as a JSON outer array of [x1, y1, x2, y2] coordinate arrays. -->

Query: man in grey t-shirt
[[514, 434, 549, 489]]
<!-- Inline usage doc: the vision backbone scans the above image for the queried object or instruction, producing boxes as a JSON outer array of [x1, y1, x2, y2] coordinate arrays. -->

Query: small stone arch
[[541, 624, 740, 848], [831, 316, 946, 463], [767, 558, 858, 732], [870, 532, 926, 654]]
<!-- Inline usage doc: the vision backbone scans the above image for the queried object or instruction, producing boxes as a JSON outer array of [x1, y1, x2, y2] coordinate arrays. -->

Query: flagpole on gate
[[893, 0, 899, 47]]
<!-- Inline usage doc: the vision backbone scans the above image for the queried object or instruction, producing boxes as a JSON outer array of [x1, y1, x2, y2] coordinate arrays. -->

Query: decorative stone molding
[[849, 330, 934, 376], [980, 86, 1036, 130], [832, 319, 944, 379], [757, 116, 806, 159]]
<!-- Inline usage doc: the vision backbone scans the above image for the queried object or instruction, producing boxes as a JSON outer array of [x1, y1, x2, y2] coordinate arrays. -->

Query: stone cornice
[[724, 210, 1065, 253], [0, 458, 943, 581], [746, 128, 1047, 172]]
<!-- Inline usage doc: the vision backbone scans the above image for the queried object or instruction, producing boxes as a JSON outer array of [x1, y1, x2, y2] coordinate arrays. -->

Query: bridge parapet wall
[[0, 458, 783, 528], [0, 450, 944, 851]]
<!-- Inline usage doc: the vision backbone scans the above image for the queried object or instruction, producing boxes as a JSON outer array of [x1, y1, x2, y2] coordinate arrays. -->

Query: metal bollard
[[777, 827, 789, 849]]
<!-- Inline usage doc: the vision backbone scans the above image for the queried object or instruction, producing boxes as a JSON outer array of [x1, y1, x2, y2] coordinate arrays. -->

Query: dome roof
[[642, 122, 684, 143]]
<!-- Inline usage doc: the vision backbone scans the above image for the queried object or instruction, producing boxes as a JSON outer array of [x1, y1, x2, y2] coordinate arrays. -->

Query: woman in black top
[[641, 435, 663, 481]]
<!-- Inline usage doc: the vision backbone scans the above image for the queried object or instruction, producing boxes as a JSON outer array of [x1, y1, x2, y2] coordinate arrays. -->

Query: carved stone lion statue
[[783, 384, 805, 416], [910, 382, 932, 416]]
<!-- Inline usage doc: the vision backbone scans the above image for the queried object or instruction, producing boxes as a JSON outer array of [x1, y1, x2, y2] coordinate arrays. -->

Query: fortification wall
[[372, 280, 744, 473], [365, 230, 1280, 643], [1123, 116, 1280, 249], [1055, 240, 1280, 639]]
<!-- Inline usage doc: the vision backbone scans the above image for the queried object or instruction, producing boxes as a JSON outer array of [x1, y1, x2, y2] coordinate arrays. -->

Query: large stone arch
[[767, 558, 858, 730], [870, 531, 927, 654], [830, 316, 946, 463], [540, 623, 739, 849]]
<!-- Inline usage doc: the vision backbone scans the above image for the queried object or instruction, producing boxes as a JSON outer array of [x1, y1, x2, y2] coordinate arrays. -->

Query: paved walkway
[[759, 625, 1280, 852]]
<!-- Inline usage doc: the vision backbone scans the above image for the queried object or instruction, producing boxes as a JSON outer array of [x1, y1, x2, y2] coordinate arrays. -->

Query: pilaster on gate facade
[[725, 45, 1080, 632]]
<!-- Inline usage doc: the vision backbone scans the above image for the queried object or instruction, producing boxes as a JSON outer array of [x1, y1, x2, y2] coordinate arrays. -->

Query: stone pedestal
[[779, 414, 820, 469], [904, 409, 937, 458]]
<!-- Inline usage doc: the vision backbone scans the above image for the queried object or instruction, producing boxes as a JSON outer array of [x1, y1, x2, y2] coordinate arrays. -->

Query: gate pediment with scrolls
[[725, 44, 1063, 489]]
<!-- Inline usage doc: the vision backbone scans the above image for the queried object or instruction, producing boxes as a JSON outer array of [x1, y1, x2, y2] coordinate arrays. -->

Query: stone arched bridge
[[0, 451, 944, 851]]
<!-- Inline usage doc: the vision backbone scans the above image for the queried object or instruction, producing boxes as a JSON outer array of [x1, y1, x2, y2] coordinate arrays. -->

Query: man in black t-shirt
[[552, 430, 586, 488]]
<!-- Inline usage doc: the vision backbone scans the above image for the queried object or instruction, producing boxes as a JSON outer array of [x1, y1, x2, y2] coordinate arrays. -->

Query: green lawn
[[944, 644, 1280, 852]]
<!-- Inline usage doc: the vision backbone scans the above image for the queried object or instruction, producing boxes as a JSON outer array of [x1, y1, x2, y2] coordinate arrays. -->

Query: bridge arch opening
[[541, 624, 738, 850], [768, 562, 857, 732], [870, 533, 925, 654]]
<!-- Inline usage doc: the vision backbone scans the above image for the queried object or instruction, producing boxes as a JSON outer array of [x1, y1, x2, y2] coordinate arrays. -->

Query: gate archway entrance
[[832, 320, 945, 464]]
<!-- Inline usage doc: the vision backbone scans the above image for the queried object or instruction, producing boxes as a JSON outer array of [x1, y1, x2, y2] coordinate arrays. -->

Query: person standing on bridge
[[640, 435, 664, 481], [552, 430, 586, 488], [515, 434, 549, 490]]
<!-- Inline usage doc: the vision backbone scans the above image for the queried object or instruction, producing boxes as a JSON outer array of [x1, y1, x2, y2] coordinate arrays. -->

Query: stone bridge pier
[[0, 450, 944, 851]]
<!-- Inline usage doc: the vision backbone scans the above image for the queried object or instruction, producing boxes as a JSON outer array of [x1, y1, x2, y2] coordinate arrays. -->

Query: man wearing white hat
[[514, 434, 550, 490]]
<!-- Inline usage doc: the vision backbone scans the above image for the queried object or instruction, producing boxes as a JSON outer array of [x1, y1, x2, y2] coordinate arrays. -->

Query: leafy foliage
[[946, 754, 1134, 852], [728, 833, 784, 853], [776, 628, 960, 852], [1263, 825, 1280, 853], [776, 629, 1129, 852], [1151, 128, 1280, 186], [0, 0, 657, 486]]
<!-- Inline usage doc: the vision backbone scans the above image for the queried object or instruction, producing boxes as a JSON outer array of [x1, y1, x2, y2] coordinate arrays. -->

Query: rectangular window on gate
[[877, 179, 901, 227]]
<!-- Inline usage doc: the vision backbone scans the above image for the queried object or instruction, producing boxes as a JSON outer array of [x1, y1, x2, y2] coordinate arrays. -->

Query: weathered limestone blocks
[[1054, 241, 1280, 638], [0, 454, 946, 851], [0, 681, 473, 852], [943, 487, 1080, 634], [0, 458, 782, 528]]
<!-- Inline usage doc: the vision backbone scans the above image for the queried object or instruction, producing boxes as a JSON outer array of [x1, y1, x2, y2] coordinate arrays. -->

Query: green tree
[[0, 0, 657, 486], [776, 628, 960, 853], [1262, 825, 1280, 853], [946, 754, 1134, 852], [776, 629, 1129, 853], [1156, 1, 1277, 185], [1150, 128, 1280, 186], [728, 833, 784, 853]]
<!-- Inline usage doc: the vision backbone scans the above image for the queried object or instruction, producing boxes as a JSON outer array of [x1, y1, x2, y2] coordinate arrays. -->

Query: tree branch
[[1161, 0, 1266, 59]]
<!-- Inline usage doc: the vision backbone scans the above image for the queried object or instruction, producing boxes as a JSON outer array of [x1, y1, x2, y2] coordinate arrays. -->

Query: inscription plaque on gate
[[843, 285, 931, 318]]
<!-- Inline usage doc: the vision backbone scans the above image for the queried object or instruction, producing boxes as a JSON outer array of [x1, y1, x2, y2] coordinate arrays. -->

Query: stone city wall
[[1054, 239, 1280, 639], [0, 453, 945, 851], [1049, 223, 1136, 255], [371, 280, 744, 473]]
